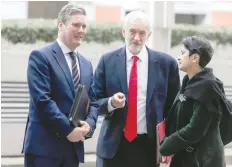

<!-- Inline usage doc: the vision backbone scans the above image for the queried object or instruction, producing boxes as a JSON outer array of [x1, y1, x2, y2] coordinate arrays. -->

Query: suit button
[[56, 133, 60, 138], [186, 146, 194, 152]]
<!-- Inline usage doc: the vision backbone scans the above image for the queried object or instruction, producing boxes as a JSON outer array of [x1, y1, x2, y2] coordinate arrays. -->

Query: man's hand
[[111, 92, 126, 109], [67, 126, 89, 142], [79, 121, 91, 136], [162, 155, 173, 164]]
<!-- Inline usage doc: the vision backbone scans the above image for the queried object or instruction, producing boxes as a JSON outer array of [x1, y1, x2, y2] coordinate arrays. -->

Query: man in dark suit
[[90, 11, 180, 167], [22, 4, 98, 167]]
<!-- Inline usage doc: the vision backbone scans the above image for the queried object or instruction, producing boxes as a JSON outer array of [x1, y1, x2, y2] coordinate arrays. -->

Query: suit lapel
[[115, 47, 159, 104], [52, 41, 75, 97], [116, 47, 128, 100], [146, 48, 159, 105], [77, 54, 84, 85]]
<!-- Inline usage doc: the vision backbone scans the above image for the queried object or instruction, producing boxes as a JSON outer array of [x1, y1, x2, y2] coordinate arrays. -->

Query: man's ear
[[57, 20, 63, 31], [121, 29, 126, 38]]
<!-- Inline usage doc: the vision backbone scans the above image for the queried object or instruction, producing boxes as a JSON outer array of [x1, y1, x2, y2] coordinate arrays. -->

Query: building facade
[[1, 1, 232, 27]]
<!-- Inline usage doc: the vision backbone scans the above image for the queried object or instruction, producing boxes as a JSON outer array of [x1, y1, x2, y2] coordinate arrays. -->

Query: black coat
[[160, 68, 226, 167]]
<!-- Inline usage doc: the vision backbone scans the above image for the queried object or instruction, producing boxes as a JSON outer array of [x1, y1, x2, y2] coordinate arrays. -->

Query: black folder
[[69, 84, 90, 127]]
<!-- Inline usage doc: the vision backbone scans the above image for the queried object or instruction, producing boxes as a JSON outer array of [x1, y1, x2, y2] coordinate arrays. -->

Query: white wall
[[212, 1, 232, 12], [174, 1, 211, 15], [1, 1, 28, 20], [69, 1, 96, 21], [174, 1, 211, 25]]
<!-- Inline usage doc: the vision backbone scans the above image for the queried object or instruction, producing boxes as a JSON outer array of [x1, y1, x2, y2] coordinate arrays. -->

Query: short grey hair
[[58, 4, 86, 25], [123, 10, 151, 33]]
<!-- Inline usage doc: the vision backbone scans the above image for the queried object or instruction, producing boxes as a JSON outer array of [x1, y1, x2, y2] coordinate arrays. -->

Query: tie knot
[[132, 56, 139, 63], [69, 52, 76, 60]]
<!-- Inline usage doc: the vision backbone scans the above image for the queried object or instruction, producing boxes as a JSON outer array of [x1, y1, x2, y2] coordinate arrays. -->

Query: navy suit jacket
[[90, 47, 180, 159], [22, 41, 98, 163]]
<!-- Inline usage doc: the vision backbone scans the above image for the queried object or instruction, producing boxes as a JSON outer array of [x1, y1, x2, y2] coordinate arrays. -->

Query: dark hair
[[58, 4, 86, 25], [183, 36, 214, 68]]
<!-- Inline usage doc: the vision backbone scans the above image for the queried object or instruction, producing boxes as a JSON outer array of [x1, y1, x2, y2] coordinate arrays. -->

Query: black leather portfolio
[[69, 85, 90, 127]]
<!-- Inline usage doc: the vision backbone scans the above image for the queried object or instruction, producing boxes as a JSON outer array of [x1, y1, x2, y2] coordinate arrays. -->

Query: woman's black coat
[[160, 68, 226, 167]]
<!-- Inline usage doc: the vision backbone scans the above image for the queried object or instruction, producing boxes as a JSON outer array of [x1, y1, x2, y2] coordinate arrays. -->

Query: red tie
[[124, 56, 138, 142]]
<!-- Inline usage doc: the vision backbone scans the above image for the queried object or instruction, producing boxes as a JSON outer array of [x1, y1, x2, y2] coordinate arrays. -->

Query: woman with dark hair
[[159, 36, 226, 167]]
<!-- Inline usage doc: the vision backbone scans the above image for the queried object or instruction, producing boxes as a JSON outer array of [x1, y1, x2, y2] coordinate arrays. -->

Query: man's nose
[[134, 33, 140, 41], [78, 26, 84, 33]]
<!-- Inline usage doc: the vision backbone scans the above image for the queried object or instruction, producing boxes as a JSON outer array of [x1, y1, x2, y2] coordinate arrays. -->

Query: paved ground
[[1, 155, 232, 167]]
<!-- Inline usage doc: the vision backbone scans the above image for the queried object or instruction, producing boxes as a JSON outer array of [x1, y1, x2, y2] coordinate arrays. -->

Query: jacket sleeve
[[27, 50, 74, 137], [85, 62, 99, 138], [160, 101, 212, 156], [89, 56, 114, 117], [164, 60, 180, 119]]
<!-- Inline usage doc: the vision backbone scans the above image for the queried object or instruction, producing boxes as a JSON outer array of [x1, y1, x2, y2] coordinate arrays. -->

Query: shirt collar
[[56, 39, 78, 55], [126, 46, 147, 62]]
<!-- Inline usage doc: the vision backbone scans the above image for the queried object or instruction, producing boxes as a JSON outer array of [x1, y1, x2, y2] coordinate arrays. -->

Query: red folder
[[157, 121, 165, 142], [156, 120, 172, 164]]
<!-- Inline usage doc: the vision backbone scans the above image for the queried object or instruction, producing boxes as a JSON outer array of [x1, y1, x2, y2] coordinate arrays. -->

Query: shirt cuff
[[108, 97, 116, 112]]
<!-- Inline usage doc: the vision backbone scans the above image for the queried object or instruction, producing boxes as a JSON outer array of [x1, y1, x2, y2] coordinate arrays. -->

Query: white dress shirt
[[57, 39, 94, 136], [56, 39, 81, 77], [108, 46, 148, 134]]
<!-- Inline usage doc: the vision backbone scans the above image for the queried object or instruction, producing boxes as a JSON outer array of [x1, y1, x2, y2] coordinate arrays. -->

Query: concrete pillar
[[148, 1, 174, 53]]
